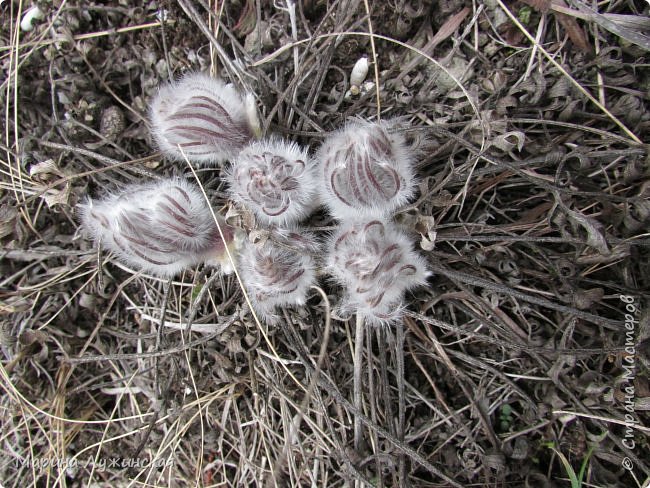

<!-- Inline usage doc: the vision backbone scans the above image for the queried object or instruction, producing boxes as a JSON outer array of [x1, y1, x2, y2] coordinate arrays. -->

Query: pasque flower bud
[[327, 220, 428, 325], [239, 229, 318, 321], [226, 138, 318, 226], [316, 118, 416, 221], [79, 178, 237, 277], [149, 73, 258, 165]]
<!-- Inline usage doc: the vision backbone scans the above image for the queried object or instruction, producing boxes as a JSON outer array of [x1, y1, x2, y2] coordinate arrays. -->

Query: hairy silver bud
[[226, 138, 318, 226], [316, 118, 416, 221], [149, 73, 258, 165], [79, 178, 237, 277], [239, 229, 318, 321], [327, 220, 428, 325]]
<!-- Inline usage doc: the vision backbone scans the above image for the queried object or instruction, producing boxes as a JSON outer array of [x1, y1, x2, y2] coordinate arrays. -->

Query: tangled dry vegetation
[[1, 0, 650, 486]]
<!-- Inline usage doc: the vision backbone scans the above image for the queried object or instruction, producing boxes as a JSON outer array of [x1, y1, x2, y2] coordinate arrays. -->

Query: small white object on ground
[[350, 56, 369, 96], [20, 6, 44, 32]]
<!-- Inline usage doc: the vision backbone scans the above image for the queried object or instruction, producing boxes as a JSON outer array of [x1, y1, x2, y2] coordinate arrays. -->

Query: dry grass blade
[[1, 0, 648, 486], [550, 0, 592, 54], [552, 1, 650, 51]]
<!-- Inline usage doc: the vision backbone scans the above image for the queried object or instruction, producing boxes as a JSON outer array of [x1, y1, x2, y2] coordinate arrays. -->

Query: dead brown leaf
[[553, 0, 593, 54], [520, 0, 593, 54]]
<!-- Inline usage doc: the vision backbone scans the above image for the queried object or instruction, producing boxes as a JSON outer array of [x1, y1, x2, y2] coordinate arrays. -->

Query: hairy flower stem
[[354, 313, 364, 451], [377, 328, 396, 437], [396, 319, 407, 484], [277, 313, 463, 487], [366, 327, 384, 488]]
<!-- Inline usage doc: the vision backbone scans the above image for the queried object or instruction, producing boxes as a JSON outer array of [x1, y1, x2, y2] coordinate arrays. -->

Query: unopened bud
[[79, 178, 237, 277]]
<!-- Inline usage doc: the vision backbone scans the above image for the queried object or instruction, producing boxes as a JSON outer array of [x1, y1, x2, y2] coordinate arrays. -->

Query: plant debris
[[1, 0, 648, 486]]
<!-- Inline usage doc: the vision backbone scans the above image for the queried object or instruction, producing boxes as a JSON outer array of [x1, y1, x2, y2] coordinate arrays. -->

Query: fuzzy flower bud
[[149, 73, 258, 165], [239, 229, 318, 321], [316, 118, 416, 221], [349, 56, 369, 96], [79, 178, 238, 277], [327, 220, 428, 325], [226, 138, 318, 226]]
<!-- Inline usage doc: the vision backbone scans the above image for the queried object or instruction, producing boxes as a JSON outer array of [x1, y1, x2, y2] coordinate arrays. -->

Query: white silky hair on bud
[[226, 138, 318, 226], [316, 118, 416, 221], [149, 73, 256, 165], [78, 178, 236, 278], [326, 220, 429, 326], [266, 226, 323, 254], [239, 229, 318, 322]]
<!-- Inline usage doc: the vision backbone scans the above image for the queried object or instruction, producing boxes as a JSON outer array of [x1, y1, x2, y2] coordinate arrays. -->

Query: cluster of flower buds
[[79, 178, 238, 278], [80, 70, 429, 324], [81, 72, 320, 321], [315, 118, 428, 325]]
